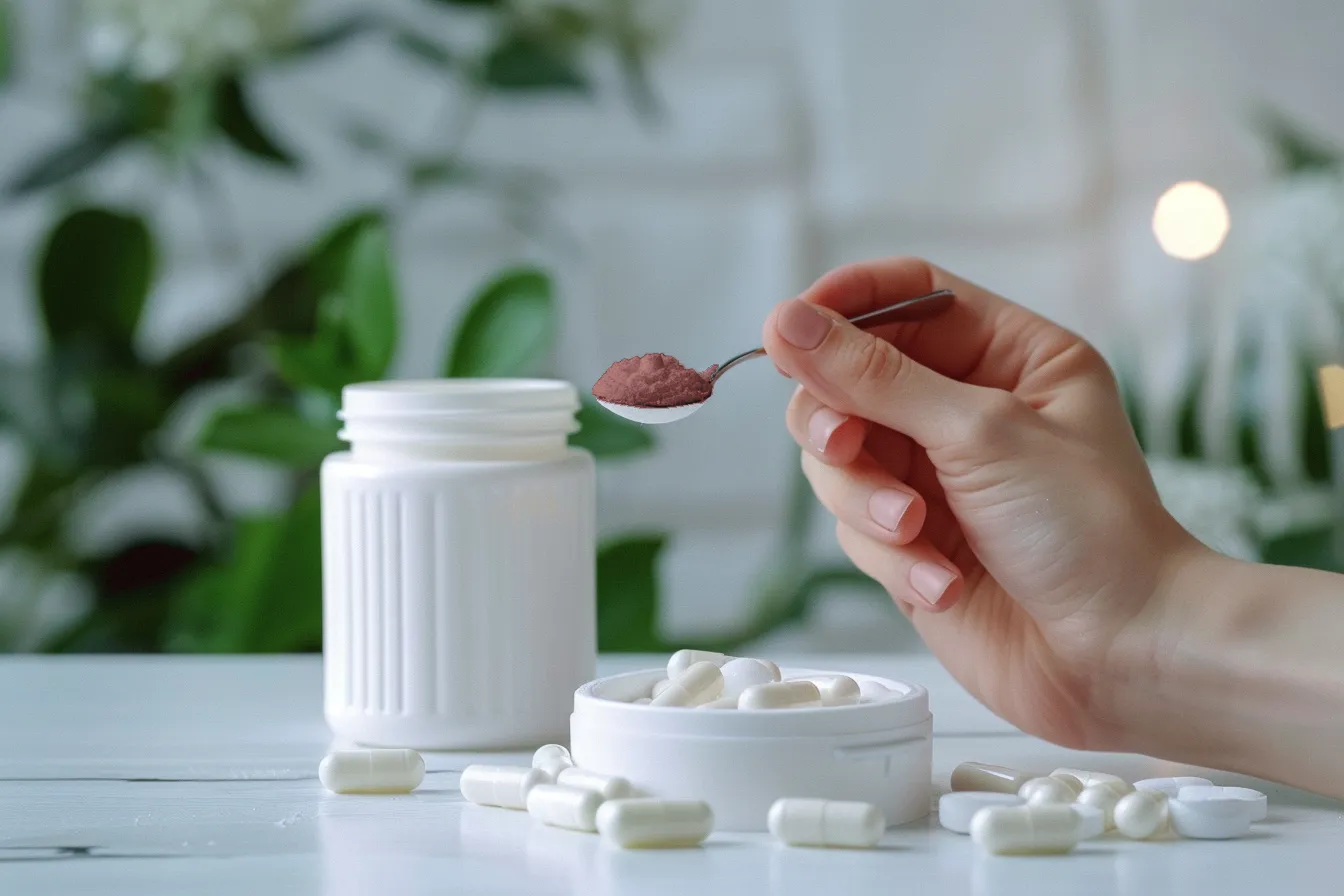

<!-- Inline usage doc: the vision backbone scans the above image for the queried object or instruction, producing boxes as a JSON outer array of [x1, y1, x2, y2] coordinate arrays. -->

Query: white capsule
[[633, 697, 652, 705], [650, 679, 671, 698], [752, 658, 782, 681], [1071, 804, 1106, 839], [950, 762, 1034, 795], [1019, 776, 1077, 806], [667, 649, 730, 678], [319, 749, 425, 794], [1076, 783, 1121, 830], [970, 805, 1080, 855], [697, 696, 738, 710], [532, 744, 574, 781], [1114, 789, 1169, 839], [1051, 773, 1085, 797], [596, 799, 714, 848], [738, 680, 822, 710], [556, 767, 632, 800], [810, 675, 860, 706], [526, 784, 603, 832], [651, 661, 723, 707], [767, 798, 885, 848], [460, 765, 549, 809], [938, 792, 1023, 834], [718, 658, 776, 700], [1133, 776, 1212, 798], [858, 679, 892, 701], [1051, 768, 1134, 796]]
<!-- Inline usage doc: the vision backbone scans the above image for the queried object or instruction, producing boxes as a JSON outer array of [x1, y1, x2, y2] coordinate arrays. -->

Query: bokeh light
[[1152, 181, 1230, 260]]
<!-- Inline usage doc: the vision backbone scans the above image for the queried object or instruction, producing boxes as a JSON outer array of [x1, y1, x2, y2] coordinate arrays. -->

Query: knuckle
[[851, 335, 907, 392], [960, 389, 1027, 444]]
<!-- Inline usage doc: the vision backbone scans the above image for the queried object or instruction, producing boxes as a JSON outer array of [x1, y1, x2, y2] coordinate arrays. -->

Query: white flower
[[1146, 456, 1262, 561], [80, 0, 301, 81]]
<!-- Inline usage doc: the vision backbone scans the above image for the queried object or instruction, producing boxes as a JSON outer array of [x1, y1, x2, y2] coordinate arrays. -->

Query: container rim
[[574, 667, 931, 738], [341, 379, 579, 418]]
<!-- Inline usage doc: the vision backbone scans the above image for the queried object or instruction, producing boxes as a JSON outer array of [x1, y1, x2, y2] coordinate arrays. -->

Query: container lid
[[574, 668, 930, 738], [340, 380, 579, 419]]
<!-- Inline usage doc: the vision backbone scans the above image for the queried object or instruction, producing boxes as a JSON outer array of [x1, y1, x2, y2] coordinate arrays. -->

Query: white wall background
[[3, 0, 1344, 650]]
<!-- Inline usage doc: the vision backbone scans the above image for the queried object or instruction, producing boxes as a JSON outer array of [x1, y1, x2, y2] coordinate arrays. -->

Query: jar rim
[[342, 379, 578, 418]]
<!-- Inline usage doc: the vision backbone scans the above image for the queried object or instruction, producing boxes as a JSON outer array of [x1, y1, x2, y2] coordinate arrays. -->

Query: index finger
[[797, 256, 1056, 387]]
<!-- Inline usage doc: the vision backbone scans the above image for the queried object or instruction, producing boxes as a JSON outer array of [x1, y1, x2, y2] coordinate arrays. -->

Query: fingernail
[[910, 562, 956, 606], [808, 407, 847, 452], [776, 300, 832, 350], [868, 489, 913, 532]]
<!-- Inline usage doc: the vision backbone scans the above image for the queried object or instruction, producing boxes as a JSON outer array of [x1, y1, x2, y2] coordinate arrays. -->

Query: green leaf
[[1301, 357, 1330, 483], [1260, 524, 1340, 572], [269, 333, 352, 395], [310, 209, 384, 290], [1176, 363, 1207, 460], [394, 29, 457, 69], [597, 533, 668, 652], [341, 223, 399, 379], [214, 74, 297, 167], [4, 119, 132, 197], [37, 206, 154, 356], [443, 267, 555, 377], [166, 486, 324, 652], [483, 32, 588, 92], [198, 405, 342, 466], [0, 0, 14, 86], [425, 0, 501, 7], [278, 12, 380, 58], [570, 395, 654, 457], [408, 157, 471, 188], [1255, 106, 1339, 175], [616, 36, 661, 121]]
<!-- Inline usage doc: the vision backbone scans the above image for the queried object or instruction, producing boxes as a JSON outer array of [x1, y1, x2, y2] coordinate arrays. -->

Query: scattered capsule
[[1133, 776, 1211, 798], [1076, 783, 1120, 830], [460, 765, 549, 810], [768, 798, 885, 848], [526, 784, 603, 832], [556, 768, 632, 800], [718, 658, 776, 701], [667, 649, 731, 679], [651, 661, 723, 707], [596, 799, 714, 848], [970, 805, 1080, 855], [754, 658, 782, 681], [532, 744, 574, 781], [938, 792, 1024, 834], [810, 675, 861, 706], [633, 697, 652, 705], [1114, 789, 1169, 839], [739, 680, 821, 710], [950, 762, 1033, 795], [1071, 804, 1106, 839], [319, 749, 425, 794], [650, 679, 672, 699], [697, 697, 738, 710], [1019, 776, 1077, 806], [1051, 768, 1134, 796]]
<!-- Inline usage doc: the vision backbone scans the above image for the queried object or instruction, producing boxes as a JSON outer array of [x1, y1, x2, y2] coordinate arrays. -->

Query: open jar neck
[[338, 379, 581, 463]]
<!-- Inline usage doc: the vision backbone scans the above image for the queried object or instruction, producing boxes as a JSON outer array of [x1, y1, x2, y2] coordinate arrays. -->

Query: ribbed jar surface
[[321, 454, 594, 748]]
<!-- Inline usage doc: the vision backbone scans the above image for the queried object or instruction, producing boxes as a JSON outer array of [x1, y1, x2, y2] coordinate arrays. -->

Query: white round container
[[322, 379, 595, 749], [570, 668, 932, 831]]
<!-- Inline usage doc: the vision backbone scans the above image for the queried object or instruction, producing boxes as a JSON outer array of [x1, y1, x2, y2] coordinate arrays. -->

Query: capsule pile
[[945, 762, 1269, 854]]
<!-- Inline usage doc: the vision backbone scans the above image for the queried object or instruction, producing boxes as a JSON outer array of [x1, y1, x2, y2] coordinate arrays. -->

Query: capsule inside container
[[569, 668, 932, 832]]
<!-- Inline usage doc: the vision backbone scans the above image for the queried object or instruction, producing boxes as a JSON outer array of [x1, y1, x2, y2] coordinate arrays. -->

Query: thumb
[[763, 298, 1019, 452]]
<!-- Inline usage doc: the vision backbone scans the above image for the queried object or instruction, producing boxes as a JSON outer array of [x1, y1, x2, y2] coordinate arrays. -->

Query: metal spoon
[[596, 289, 957, 424]]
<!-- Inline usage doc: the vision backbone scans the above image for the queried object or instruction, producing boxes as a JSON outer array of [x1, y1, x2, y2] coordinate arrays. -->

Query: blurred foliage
[[1120, 111, 1344, 573], [1, 0, 872, 654]]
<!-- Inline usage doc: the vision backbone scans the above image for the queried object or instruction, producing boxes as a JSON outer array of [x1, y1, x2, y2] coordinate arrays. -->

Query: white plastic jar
[[321, 379, 596, 749]]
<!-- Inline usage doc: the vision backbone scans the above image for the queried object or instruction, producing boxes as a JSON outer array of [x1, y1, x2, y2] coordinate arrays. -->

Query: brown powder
[[592, 353, 718, 408]]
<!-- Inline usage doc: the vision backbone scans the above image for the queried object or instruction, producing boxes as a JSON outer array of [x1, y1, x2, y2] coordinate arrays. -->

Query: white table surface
[[2, 654, 1341, 895]]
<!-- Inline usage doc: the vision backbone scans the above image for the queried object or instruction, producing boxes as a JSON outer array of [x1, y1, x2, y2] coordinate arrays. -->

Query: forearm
[[1104, 547, 1344, 797]]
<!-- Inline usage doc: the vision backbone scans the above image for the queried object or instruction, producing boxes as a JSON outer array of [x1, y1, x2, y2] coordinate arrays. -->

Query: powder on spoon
[[592, 353, 719, 408]]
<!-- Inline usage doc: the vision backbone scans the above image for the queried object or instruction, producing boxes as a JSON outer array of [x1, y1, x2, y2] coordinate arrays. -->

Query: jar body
[[321, 448, 595, 749]]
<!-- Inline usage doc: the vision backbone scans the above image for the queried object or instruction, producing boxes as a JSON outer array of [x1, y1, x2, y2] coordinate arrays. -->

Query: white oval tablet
[[938, 792, 1023, 834], [1175, 785, 1267, 824], [1133, 776, 1212, 798], [1169, 791, 1254, 840]]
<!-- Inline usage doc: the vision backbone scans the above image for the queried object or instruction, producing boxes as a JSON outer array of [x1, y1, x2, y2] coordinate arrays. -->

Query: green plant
[[1, 0, 891, 654]]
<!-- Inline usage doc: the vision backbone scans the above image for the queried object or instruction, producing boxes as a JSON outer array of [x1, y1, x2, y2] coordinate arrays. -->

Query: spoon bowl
[[595, 289, 956, 425], [597, 401, 704, 424]]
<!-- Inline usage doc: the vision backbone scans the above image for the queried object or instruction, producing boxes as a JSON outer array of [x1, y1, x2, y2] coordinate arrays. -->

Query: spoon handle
[[711, 289, 956, 383]]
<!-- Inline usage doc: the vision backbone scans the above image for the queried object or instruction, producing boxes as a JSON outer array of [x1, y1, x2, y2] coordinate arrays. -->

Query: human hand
[[762, 257, 1208, 750]]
